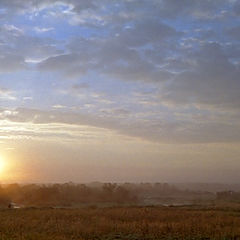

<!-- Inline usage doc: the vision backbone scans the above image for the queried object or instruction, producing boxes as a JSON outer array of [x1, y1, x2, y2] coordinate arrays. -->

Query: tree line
[[0, 182, 217, 207]]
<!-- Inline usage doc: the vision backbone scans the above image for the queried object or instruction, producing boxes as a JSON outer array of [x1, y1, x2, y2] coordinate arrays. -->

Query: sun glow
[[0, 156, 6, 174]]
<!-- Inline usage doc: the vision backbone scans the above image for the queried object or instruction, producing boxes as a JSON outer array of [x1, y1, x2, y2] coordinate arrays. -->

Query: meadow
[[0, 206, 240, 240]]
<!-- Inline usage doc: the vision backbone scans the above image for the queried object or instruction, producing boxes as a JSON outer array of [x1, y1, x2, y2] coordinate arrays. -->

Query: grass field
[[1, 206, 240, 240]]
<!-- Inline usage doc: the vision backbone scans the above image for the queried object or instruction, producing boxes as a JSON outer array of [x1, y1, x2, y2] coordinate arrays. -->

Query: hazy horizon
[[0, 0, 240, 183]]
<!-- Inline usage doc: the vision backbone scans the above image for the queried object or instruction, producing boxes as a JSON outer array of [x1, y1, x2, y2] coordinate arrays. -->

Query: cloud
[[115, 19, 181, 47], [2, 24, 24, 35], [233, 1, 240, 16], [38, 19, 179, 82], [0, 88, 16, 100], [0, 0, 240, 145], [38, 53, 89, 77], [52, 105, 68, 109], [72, 83, 90, 89], [227, 26, 240, 40], [160, 42, 240, 110], [0, 22, 62, 72], [1, 107, 240, 144], [0, 0, 97, 17], [34, 27, 54, 33], [35, 1, 240, 112], [0, 55, 25, 72], [0, 0, 235, 23], [112, 108, 130, 116]]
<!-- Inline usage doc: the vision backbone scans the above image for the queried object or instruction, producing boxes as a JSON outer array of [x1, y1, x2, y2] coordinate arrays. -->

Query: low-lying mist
[[1, 182, 239, 208]]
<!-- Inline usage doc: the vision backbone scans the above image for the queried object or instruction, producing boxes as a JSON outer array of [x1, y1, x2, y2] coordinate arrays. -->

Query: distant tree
[[0, 185, 10, 206]]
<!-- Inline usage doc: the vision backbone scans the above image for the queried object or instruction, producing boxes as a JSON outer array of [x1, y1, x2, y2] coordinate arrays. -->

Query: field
[[1, 206, 240, 240]]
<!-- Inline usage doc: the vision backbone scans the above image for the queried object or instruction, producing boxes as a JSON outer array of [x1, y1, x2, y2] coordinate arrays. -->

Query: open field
[[1, 206, 240, 240]]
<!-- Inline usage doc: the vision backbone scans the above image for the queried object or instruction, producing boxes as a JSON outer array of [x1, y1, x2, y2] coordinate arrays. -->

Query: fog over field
[[0, 0, 240, 184]]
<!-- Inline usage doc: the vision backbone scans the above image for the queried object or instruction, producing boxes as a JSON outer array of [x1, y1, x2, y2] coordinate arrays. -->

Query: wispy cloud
[[33, 26, 54, 33], [0, 88, 16, 100]]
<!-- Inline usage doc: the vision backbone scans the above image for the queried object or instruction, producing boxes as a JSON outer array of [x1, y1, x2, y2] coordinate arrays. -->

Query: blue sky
[[0, 0, 240, 183]]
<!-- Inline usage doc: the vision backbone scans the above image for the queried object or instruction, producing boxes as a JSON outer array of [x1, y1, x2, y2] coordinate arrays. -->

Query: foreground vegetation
[[1, 206, 240, 240]]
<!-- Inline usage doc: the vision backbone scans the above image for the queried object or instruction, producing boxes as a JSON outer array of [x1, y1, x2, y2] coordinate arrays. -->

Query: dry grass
[[0, 206, 240, 239]]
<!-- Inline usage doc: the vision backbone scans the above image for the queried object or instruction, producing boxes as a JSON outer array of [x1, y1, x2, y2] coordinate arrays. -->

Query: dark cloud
[[38, 19, 179, 82], [0, 54, 25, 72], [233, 2, 240, 16], [35, 0, 240, 111], [227, 26, 240, 40], [158, 0, 228, 18], [72, 83, 90, 89], [0, 0, 97, 17], [112, 108, 130, 116], [0, 23, 62, 72], [38, 54, 89, 77], [160, 43, 240, 109], [116, 19, 181, 47]]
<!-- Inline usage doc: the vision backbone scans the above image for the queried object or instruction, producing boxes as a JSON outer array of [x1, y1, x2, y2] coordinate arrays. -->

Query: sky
[[0, 0, 240, 183]]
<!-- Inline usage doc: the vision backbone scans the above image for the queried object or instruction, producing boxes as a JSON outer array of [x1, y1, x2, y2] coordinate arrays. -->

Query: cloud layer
[[0, 0, 240, 144]]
